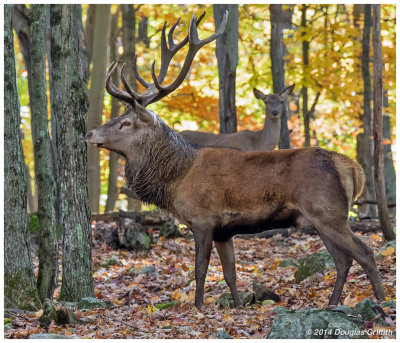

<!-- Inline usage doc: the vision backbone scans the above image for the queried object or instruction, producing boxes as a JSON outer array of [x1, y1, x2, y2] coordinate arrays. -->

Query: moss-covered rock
[[77, 297, 114, 310], [267, 307, 365, 339], [278, 258, 298, 268], [216, 292, 255, 309], [29, 334, 70, 339], [159, 222, 180, 238], [354, 298, 387, 324], [295, 252, 335, 283], [216, 330, 233, 339]]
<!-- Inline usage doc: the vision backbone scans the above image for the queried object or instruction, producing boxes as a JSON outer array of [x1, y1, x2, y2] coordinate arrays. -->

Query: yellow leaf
[[381, 246, 394, 256], [152, 305, 157, 314], [222, 313, 234, 322], [35, 309, 43, 318], [147, 305, 151, 315]]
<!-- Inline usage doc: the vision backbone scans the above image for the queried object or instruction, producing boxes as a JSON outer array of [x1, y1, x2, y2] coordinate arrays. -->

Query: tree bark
[[371, 5, 395, 241], [105, 9, 121, 213], [300, 5, 311, 147], [30, 4, 58, 302], [138, 16, 149, 47], [50, 4, 94, 300], [270, 4, 291, 149], [383, 113, 396, 216], [121, 4, 142, 212], [84, 4, 96, 76], [121, 4, 137, 88], [4, 4, 42, 311], [214, 4, 238, 134], [357, 4, 376, 218], [87, 4, 111, 214]]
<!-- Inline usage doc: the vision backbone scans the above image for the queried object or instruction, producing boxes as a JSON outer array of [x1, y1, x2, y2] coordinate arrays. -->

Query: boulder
[[77, 297, 114, 310], [295, 252, 335, 283], [267, 307, 365, 339]]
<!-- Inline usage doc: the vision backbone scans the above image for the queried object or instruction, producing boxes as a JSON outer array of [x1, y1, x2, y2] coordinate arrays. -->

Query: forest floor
[[5, 219, 396, 339]]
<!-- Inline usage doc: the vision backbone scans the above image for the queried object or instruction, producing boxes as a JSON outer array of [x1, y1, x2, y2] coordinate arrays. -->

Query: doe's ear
[[253, 88, 266, 100], [279, 84, 295, 100], [134, 100, 155, 125]]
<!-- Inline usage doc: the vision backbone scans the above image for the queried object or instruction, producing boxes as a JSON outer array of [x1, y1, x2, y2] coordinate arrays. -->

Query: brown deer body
[[180, 85, 294, 151], [86, 13, 385, 309]]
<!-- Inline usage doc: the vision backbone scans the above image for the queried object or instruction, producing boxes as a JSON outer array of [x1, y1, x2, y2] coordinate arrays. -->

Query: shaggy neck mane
[[125, 122, 197, 210]]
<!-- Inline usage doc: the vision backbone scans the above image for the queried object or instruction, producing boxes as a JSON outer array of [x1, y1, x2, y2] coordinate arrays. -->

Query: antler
[[106, 11, 228, 108]]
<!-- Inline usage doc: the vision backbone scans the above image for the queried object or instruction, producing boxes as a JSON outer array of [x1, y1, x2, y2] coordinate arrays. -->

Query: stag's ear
[[253, 88, 266, 100], [279, 84, 295, 100], [134, 100, 155, 125]]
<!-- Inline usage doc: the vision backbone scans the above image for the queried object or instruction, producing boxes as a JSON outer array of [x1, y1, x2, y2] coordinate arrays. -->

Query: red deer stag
[[86, 13, 385, 309], [180, 85, 294, 151]]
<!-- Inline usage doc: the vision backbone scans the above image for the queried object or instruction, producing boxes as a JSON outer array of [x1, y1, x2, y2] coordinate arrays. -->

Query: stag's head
[[85, 12, 228, 158], [253, 84, 295, 120]]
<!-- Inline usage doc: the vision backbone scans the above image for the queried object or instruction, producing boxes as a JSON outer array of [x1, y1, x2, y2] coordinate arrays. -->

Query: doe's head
[[253, 84, 295, 119]]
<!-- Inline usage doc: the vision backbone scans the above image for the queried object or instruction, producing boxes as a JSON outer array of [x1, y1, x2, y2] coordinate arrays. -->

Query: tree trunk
[[4, 4, 42, 311], [50, 4, 94, 300], [30, 4, 58, 302], [84, 4, 96, 76], [371, 5, 395, 241], [214, 4, 238, 134], [383, 113, 396, 216], [105, 9, 121, 213], [121, 4, 141, 212], [138, 16, 149, 47], [25, 163, 37, 213], [357, 4, 376, 219], [300, 5, 311, 147], [87, 4, 111, 214], [270, 4, 291, 149], [121, 4, 137, 88], [43, 4, 62, 231]]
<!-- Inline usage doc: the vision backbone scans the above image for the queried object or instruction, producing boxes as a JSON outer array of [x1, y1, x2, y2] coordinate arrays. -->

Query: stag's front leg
[[215, 238, 242, 307], [193, 227, 213, 309]]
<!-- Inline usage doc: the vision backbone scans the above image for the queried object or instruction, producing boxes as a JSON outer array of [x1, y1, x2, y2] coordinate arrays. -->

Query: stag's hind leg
[[215, 237, 241, 307], [193, 227, 213, 309], [315, 220, 385, 303], [319, 232, 353, 307]]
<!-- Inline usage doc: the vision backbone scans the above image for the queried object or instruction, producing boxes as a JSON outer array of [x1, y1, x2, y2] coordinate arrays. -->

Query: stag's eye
[[119, 121, 131, 129]]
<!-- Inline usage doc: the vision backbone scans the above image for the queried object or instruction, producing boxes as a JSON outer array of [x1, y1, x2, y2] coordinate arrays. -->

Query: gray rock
[[117, 219, 153, 250], [381, 300, 396, 309], [130, 266, 156, 276], [29, 334, 70, 339], [77, 297, 114, 310], [295, 252, 335, 283], [267, 307, 365, 339], [278, 258, 298, 268], [329, 305, 354, 316], [354, 298, 387, 324], [216, 330, 233, 339], [216, 292, 255, 309], [376, 240, 396, 260], [4, 322, 13, 331]]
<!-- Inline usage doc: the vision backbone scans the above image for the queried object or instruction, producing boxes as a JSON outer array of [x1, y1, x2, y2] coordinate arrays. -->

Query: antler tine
[[146, 11, 228, 103], [157, 13, 206, 85], [189, 10, 228, 47], [120, 63, 142, 101], [105, 62, 136, 105], [133, 54, 150, 89]]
